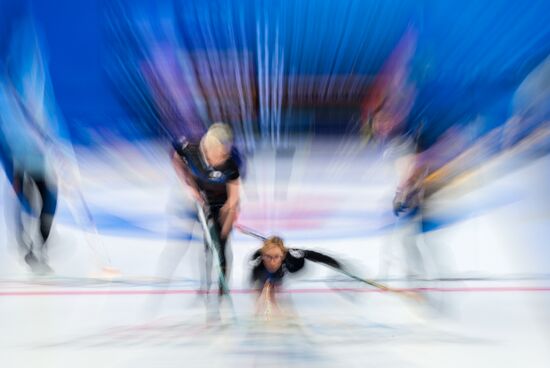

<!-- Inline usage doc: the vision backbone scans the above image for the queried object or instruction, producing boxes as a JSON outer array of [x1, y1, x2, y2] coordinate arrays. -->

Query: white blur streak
[[256, 7, 285, 147]]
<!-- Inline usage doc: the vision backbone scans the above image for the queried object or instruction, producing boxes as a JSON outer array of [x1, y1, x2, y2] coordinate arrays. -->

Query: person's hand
[[220, 204, 237, 238], [393, 186, 424, 216], [192, 191, 205, 207], [220, 223, 232, 240], [220, 203, 236, 220], [392, 190, 407, 216]]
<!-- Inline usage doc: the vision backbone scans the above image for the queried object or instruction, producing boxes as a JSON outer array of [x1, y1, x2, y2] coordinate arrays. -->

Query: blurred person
[[390, 124, 471, 284], [359, 26, 438, 283], [171, 123, 241, 295], [249, 236, 344, 318], [0, 20, 60, 274]]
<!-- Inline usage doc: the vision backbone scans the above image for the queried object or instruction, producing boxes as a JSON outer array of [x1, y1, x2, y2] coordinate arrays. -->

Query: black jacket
[[250, 248, 342, 286]]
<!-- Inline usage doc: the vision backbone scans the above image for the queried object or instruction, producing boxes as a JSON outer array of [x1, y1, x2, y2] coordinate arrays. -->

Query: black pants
[[207, 206, 229, 280], [13, 170, 58, 254]]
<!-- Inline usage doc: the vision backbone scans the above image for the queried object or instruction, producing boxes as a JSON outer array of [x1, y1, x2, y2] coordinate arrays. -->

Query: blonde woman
[[250, 236, 343, 295]]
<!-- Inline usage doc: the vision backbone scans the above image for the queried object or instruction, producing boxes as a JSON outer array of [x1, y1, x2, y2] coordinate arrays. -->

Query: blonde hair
[[204, 122, 233, 152], [261, 236, 287, 255]]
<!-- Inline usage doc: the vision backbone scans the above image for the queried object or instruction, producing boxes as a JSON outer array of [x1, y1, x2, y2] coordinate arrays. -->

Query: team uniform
[[250, 248, 342, 289], [173, 139, 240, 286]]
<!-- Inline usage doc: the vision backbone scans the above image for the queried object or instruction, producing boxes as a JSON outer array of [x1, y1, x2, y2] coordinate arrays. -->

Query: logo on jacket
[[210, 171, 222, 179]]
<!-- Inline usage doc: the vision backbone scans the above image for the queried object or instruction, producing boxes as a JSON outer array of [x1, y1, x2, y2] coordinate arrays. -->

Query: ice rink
[[1, 139, 549, 368]]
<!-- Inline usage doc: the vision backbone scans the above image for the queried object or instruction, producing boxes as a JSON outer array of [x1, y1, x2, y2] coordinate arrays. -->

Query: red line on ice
[[1, 286, 550, 297]]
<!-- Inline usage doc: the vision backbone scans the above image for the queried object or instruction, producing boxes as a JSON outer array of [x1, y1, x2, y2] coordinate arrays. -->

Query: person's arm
[[284, 249, 306, 273], [172, 151, 204, 205], [220, 178, 240, 238], [249, 249, 263, 284], [302, 250, 342, 270]]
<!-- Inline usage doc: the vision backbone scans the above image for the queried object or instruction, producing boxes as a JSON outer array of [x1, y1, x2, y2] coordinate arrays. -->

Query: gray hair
[[204, 122, 233, 151]]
